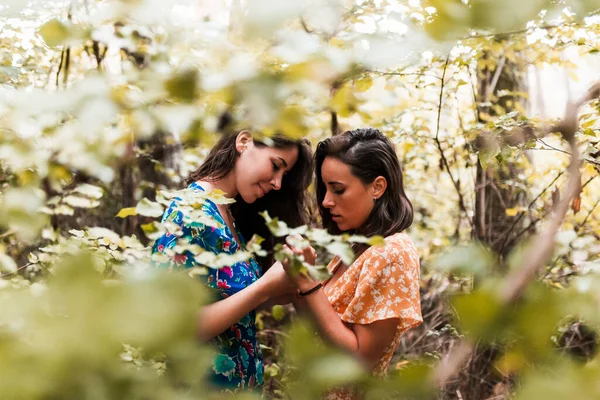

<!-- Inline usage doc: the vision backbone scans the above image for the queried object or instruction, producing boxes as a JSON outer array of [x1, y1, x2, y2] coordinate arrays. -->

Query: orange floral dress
[[323, 232, 422, 399]]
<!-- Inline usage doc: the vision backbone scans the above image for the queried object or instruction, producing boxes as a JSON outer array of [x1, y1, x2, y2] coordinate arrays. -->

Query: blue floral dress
[[152, 182, 264, 390]]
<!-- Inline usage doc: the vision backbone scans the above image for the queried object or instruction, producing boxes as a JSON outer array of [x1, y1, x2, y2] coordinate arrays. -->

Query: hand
[[280, 244, 319, 293], [285, 235, 317, 265], [260, 261, 298, 298]]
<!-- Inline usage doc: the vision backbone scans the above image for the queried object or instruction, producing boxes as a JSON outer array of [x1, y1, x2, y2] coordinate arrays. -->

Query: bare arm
[[257, 294, 295, 311], [281, 239, 399, 368], [197, 261, 296, 340], [295, 284, 398, 368]]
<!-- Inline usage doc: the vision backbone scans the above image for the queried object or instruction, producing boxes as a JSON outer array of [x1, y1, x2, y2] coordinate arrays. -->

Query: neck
[[199, 172, 238, 199]]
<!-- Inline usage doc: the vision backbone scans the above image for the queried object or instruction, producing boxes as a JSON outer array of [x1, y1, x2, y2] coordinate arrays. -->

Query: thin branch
[[503, 174, 597, 252], [486, 54, 506, 103], [495, 170, 565, 252], [433, 56, 474, 228], [0, 263, 32, 278], [463, 23, 573, 40], [578, 197, 600, 231], [535, 139, 600, 166], [370, 71, 443, 81], [0, 230, 16, 239]]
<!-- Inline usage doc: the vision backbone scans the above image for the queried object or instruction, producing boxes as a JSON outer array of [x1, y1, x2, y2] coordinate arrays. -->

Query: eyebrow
[[327, 181, 344, 186], [277, 157, 288, 168]]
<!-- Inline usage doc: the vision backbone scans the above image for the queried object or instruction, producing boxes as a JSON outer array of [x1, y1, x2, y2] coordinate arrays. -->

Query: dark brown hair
[[315, 128, 413, 250], [186, 131, 313, 268]]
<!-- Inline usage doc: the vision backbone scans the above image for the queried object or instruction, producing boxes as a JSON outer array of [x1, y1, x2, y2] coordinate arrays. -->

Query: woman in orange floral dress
[[271, 128, 422, 398]]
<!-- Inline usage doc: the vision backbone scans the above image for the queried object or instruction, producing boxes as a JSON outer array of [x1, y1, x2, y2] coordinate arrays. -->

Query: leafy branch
[[433, 81, 600, 388]]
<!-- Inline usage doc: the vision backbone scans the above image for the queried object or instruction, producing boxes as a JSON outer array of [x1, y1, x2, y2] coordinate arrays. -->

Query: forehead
[[262, 144, 298, 166], [321, 157, 356, 182]]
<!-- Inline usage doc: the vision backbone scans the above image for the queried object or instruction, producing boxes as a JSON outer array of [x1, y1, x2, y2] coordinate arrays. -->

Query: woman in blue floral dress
[[152, 130, 312, 391]]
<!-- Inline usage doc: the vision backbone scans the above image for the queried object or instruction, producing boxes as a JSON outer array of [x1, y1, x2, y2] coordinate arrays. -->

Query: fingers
[[280, 245, 296, 260], [284, 237, 305, 255]]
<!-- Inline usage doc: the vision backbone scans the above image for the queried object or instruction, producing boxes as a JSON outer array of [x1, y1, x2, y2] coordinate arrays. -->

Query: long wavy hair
[[186, 131, 313, 268], [315, 128, 413, 255]]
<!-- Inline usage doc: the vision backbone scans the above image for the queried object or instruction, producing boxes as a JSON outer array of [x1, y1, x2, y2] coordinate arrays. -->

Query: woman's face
[[320, 156, 383, 232], [235, 137, 299, 204]]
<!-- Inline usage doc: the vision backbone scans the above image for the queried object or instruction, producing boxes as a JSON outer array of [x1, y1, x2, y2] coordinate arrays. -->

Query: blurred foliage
[[0, 0, 599, 398]]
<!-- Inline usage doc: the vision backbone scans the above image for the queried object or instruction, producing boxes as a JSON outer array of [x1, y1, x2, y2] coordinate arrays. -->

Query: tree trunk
[[453, 42, 530, 400]]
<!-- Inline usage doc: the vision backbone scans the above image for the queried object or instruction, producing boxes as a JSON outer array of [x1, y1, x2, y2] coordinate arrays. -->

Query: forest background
[[1, 0, 600, 399]]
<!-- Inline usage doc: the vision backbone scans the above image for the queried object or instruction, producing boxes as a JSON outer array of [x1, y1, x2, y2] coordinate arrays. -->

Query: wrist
[[296, 277, 319, 292], [298, 282, 322, 296]]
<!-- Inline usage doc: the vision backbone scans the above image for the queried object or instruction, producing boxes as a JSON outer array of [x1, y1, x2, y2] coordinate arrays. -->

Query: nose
[[270, 174, 282, 191], [322, 190, 335, 208]]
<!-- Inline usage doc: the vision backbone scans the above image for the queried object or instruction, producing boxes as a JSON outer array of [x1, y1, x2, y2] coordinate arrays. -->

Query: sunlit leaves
[[452, 287, 504, 341], [0, 252, 211, 399], [0, 186, 48, 241], [425, 0, 554, 39], [433, 243, 496, 279], [165, 68, 200, 103], [116, 207, 137, 218], [282, 318, 366, 398], [135, 197, 164, 218], [38, 18, 69, 46]]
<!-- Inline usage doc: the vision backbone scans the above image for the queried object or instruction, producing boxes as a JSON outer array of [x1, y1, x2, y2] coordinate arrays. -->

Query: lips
[[257, 184, 267, 197], [331, 213, 342, 221]]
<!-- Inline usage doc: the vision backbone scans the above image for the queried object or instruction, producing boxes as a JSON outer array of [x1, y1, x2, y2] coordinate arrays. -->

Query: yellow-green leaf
[[116, 207, 137, 218], [39, 19, 69, 47], [271, 305, 286, 321], [355, 77, 373, 92]]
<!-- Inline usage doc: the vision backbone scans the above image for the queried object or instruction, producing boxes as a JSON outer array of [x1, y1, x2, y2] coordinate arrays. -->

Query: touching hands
[[280, 235, 320, 292], [260, 261, 298, 298]]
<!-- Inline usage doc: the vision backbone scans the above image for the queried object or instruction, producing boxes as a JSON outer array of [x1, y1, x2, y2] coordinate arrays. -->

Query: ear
[[235, 130, 253, 154], [371, 176, 387, 200]]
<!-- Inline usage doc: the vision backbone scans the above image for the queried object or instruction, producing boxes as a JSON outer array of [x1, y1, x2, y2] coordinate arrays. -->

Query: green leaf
[[135, 198, 164, 218], [264, 363, 280, 378], [0, 252, 17, 273], [72, 184, 104, 200], [434, 243, 495, 278], [452, 288, 504, 341], [116, 207, 137, 218], [325, 241, 354, 266], [309, 353, 364, 385], [354, 77, 373, 92], [86, 227, 121, 244], [271, 305, 286, 321], [62, 195, 99, 208], [165, 69, 199, 102], [39, 19, 69, 47], [479, 145, 500, 168]]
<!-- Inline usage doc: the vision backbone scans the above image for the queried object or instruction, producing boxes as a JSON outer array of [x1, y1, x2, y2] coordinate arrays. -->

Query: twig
[[535, 139, 600, 166], [502, 160, 597, 254], [0, 230, 16, 239], [495, 170, 565, 252], [578, 197, 600, 231], [371, 71, 443, 81], [486, 54, 506, 103], [463, 23, 573, 40], [0, 263, 32, 278], [434, 55, 471, 224]]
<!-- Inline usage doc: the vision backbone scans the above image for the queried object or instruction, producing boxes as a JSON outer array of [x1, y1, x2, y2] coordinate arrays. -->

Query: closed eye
[[272, 161, 281, 172]]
